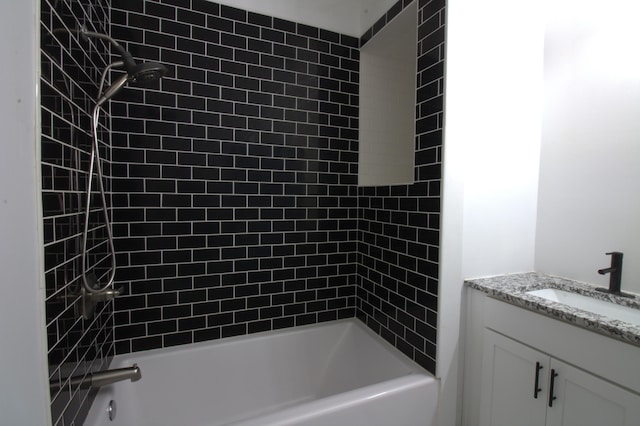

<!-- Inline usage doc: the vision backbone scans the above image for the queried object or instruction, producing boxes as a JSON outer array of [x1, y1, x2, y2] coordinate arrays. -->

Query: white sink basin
[[526, 288, 640, 326]]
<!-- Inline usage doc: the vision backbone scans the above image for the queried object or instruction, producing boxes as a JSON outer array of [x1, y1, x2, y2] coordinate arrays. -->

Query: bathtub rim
[[227, 373, 438, 426], [87, 318, 438, 426], [110, 317, 431, 376]]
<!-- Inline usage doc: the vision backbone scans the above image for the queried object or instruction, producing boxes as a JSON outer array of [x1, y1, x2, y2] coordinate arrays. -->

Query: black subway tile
[[100, 0, 442, 379]]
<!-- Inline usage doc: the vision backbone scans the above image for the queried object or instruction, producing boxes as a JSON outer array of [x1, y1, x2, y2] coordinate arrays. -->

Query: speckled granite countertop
[[465, 272, 640, 347]]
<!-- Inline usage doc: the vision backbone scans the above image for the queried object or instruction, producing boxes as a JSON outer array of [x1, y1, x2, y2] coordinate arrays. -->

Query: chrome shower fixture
[[95, 60, 169, 106], [49, 364, 141, 393], [77, 28, 138, 73], [68, 27, 168, 103], [51, 26, 168, 317]]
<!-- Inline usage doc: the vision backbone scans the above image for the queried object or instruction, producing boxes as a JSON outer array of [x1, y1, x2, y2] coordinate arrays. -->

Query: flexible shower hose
[[80, 63, 119, 294]]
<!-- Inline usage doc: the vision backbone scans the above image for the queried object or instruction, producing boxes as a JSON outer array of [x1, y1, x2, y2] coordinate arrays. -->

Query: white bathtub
[[85, 319, 438, 426]]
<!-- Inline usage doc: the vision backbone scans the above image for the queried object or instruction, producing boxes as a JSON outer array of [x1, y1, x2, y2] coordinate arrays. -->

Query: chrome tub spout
[[50, 364, 141, 393], [91, 364, 141, 387]]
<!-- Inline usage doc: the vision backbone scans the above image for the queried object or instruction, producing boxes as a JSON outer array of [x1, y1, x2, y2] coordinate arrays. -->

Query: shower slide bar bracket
[[81, 285, 122, 320], [55, 276, 122, 320]]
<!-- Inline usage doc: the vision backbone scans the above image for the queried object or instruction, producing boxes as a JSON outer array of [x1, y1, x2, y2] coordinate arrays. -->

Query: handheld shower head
[[94, 61, 168, 106], [95, 73, 129, 108], [54, 27, 168, 103]]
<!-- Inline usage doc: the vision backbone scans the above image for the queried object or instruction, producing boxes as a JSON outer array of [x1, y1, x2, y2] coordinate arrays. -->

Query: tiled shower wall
[[110, 0, 360, 354], [41, 7, 444, 424], [356, 0, 445, 373], [109, 0, 444, 374], [41, 0, 115, 425]]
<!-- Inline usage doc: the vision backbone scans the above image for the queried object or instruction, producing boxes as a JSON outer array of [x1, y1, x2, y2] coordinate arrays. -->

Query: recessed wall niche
[[358, 1, 417, 186]]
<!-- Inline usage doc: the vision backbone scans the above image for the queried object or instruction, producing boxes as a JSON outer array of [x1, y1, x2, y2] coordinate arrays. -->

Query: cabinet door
[[480, 330, 549, 426], [546, 359, 640, 426]]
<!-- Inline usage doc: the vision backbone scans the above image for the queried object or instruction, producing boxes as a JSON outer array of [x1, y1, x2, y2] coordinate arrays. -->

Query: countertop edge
[[464, 272, 640, 347]]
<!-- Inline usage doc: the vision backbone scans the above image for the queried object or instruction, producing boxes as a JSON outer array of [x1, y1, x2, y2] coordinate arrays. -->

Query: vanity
[[462, 273, 640, 426]]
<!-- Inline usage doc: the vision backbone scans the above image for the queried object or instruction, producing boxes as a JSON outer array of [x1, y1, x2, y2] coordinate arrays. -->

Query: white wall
[[212, 0, 398, 37], [0, 0, 51, 424], [359, 3, 416, 186], [439, 0, 544, 423], [535, 0, 640, 295], [445, 1, 640, 423]]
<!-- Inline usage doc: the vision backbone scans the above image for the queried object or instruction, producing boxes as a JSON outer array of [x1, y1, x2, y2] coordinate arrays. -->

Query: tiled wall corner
[[356, 0, 444, 374], [41, 1, 445, 404], [41, 1, 115, 425]]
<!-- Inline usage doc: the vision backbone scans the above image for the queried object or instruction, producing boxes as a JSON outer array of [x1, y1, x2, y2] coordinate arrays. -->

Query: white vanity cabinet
[[480, 329, 640, 426], [545, 357, 640, 426], [462, 288, 640, 426], [479, 330, 548, 426]]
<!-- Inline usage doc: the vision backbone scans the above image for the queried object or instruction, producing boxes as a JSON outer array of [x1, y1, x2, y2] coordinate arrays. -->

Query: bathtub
[[85, 319, 438, 426]]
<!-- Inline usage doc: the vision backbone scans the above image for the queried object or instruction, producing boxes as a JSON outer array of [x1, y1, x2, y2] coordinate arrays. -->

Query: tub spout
[[91, 364, 142, 387], [50, 364, 141, 393]]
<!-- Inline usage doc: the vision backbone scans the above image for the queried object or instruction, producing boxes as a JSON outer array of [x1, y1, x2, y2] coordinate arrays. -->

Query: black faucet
[[596, 252, 632, 297]]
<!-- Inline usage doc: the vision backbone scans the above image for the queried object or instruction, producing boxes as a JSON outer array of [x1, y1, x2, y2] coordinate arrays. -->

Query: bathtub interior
[[313, 320, 423, 397], [85, 319, 433, 426]]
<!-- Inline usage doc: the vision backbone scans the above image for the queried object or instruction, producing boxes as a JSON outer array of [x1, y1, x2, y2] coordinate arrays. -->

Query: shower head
[[54, 28, 168, 104], [129, 62, 168, 87], [73, 28, 168, 106], [95, 61, 167, 107]]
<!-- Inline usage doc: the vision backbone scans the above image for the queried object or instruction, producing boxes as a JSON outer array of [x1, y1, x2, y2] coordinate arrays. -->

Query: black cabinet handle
[[548, 369, 558, 407], [534, 362, 543, 399]]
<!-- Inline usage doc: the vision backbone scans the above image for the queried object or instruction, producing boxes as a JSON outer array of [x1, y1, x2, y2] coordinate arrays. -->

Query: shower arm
[[95, 60, 129, 107], [63, 27, 137, 72]]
